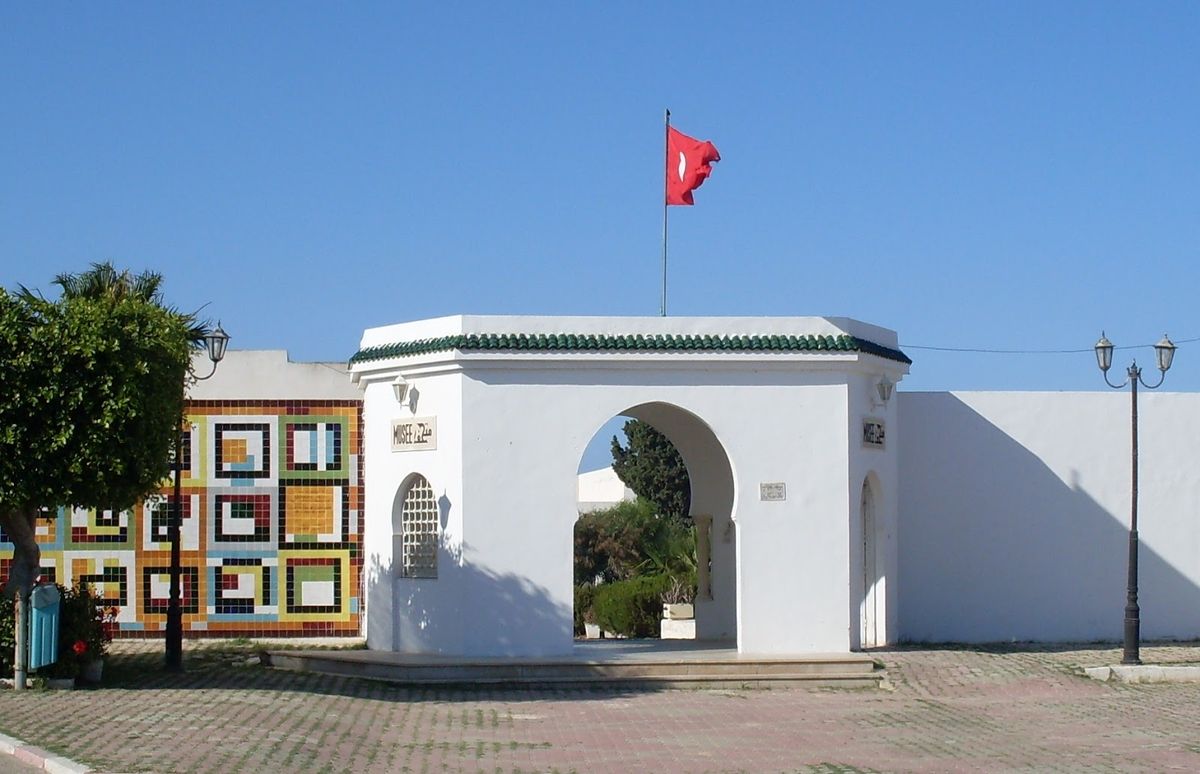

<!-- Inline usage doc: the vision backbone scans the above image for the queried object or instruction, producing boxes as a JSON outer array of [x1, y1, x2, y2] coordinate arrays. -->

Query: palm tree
[[53, 261, 164, 302], [46, 262, 207, 343]]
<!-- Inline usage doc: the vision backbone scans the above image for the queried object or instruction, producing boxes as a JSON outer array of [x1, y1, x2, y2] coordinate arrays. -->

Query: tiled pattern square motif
[[209, 557, 275, 618], [68, 507, 132, 548], [281, 484, 346, 544], [142, 565, 201, 616], [214, 494, 273, 543], [70, 553, 138, 623], [213, 421, 272, 481], [281, 550, 352, 622], [286, 422, 342, 472], [143, 495, 201, 551]]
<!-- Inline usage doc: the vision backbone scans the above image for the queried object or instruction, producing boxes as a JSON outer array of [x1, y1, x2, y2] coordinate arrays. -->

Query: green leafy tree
[[610, 419, 691, 523], [0, 263, 201, 597], [574, 498, 658, 585], [574, 498, 697, 586]]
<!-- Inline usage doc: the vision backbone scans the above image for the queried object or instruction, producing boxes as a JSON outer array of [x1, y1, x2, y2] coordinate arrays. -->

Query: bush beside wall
[[592, 573, 675, 638]]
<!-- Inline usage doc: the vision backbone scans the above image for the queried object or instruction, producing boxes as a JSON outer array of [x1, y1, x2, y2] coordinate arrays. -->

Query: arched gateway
[[350, 316, 909, 657]]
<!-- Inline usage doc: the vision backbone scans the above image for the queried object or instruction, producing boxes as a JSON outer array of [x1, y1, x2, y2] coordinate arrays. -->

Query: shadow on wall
[[899, 393, 1200, 644], [367, 543, 574, 658]]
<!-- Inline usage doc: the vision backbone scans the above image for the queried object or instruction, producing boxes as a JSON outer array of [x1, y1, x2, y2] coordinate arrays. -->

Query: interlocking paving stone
[[0, 640, 1197, 772]]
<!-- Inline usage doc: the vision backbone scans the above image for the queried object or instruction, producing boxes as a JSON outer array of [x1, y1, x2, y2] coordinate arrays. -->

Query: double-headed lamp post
[[167, 323, 230, 672], [1094, 331, 1176, 666]]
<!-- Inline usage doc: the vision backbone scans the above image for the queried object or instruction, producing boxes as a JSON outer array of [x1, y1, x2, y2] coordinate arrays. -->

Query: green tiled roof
[[350, 332, 910, 366]]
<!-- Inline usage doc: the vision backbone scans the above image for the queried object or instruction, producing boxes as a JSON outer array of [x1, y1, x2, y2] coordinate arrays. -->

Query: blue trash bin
[[28, 584, 61, 670]]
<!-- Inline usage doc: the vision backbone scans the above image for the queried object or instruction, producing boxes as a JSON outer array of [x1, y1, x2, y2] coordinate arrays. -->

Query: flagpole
[[661, 108, 670, 317]]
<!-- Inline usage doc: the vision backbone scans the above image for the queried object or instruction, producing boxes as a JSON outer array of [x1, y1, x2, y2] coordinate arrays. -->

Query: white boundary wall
[[898, 391, 1200, 643]]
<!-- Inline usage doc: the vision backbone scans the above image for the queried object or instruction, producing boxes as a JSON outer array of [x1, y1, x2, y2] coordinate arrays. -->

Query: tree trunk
[[14, 590, 27, 690], [0, 506, 41, 599], [1, 506, 38, 691]]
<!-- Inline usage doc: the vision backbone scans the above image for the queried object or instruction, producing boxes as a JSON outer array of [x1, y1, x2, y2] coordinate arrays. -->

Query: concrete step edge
[[266, 653, 878, 676], [265, 657, 884, 688]]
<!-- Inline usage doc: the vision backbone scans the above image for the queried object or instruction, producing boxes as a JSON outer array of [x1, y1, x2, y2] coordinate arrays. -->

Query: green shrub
[[0, 594, 13, 675], [573, 583, 596, 636], [592, 574, 675, 638]]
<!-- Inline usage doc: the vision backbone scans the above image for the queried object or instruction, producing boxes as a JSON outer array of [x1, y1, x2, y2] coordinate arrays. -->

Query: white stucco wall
[[898, 391, 1200, 644], [847, 372, 901, 648], [187, 350, 361, 400], [451, 370, 866, 655], [361, 372, 465, 652]]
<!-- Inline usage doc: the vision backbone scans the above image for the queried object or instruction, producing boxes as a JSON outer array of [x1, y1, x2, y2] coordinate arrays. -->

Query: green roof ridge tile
[[349, 329, 911, 365]]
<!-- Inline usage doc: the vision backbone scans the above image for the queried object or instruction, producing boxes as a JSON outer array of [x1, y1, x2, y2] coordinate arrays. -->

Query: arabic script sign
[[863, 419, 885, 449], [392, 417, 437, 452]]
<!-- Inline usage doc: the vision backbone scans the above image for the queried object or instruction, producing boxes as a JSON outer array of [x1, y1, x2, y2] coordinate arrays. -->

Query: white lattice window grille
[[400, 475, 438, 578]]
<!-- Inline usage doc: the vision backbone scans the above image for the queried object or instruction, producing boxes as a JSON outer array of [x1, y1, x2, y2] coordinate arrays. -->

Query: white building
[[576, 467, 636, 514], [351, 314, 908, 656]]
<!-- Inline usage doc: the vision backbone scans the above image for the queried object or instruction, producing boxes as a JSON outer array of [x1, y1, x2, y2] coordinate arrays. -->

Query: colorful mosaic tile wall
[[0, 400, 363, 638]]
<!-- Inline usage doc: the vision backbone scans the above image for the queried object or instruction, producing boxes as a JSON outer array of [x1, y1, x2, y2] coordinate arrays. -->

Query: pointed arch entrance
[[574, 402, 738, 643]]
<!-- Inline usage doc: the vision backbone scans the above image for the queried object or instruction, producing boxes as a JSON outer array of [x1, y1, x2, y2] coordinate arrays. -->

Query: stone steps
[[263, 650, 884, 689]]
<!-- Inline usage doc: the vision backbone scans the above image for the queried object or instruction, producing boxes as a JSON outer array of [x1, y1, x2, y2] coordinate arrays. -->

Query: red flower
[[72, 640, 87, 656]]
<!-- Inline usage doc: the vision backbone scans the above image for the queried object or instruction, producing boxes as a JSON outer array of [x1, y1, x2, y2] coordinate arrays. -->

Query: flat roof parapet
[[351, 315, 910, 368]]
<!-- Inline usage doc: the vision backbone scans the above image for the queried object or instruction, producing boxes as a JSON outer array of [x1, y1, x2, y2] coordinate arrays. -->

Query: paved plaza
[[0, 640, 1198, 773]]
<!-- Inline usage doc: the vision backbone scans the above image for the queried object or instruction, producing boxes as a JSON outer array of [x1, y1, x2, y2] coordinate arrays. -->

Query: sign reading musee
[[392, 417, 437, 452]]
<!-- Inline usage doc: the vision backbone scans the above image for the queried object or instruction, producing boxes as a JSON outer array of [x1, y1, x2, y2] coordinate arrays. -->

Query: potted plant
[[661, 575, 695, 620], [42, 583, 116, 686]]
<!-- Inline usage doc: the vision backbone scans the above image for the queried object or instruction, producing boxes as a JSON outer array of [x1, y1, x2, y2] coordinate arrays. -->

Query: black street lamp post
[[166, 323, 229, 672], [1094, 332, 1176, 666]]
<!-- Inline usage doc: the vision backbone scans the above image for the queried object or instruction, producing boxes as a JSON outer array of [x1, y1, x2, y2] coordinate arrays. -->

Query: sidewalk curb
[[0, 731, 92, 773]]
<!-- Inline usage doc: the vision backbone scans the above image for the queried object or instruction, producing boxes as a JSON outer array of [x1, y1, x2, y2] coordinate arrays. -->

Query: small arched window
[[395, 474, 438, 578]]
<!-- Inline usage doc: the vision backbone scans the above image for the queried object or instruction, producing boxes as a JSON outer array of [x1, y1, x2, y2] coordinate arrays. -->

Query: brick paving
[[0, 640, 1198, 772]]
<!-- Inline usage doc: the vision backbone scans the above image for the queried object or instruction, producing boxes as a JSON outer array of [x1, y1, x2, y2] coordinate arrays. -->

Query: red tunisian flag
[[666, 126, 720, 205]]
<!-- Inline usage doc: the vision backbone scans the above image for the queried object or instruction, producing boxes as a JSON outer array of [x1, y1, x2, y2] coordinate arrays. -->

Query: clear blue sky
[[3, 3, 1198, 399]]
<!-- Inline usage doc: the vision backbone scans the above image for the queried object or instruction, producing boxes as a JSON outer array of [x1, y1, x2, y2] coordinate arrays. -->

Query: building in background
[[0, 351, 365, 638], [576, 467, 636, 513]]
